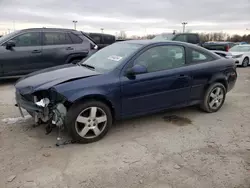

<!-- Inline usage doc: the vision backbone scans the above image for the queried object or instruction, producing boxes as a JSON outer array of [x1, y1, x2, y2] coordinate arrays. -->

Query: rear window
[[69, 33, 83, 44], [203, 44, 227, 51]]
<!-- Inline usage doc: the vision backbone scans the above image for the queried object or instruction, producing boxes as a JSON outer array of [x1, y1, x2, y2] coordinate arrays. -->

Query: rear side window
[[43, 32, 72, 45], [187, 35, 199, 44], [69, 33, 83, 44], [190, 49, 213, 63], [173, 34, 187, 42], [89, 34, 101, 44], [103, 35, 115, 44], [11, 32, 41, 47]]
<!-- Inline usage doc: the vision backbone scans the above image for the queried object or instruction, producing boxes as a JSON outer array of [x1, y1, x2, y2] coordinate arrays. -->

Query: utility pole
[[72, 20, 78, 30], [100, 28, 104, 33], [13, 21, 15, 31], [182, 22, 188, 33]]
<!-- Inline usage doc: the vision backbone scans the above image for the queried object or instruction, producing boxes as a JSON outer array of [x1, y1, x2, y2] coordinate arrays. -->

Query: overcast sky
[[0, 0, 250, 36]]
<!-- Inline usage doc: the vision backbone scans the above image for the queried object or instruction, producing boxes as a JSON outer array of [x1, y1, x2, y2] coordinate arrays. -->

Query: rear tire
[[200, 83, 226, 113], [242, 57, 249, 67], [65, 100, 112, 143]]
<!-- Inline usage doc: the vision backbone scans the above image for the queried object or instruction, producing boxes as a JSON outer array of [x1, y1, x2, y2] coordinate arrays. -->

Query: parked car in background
[[229, 44, 250, 67], [153, 33, 201, 45], [15, 40, 237, 143], [152, 33, 233, 58], [87, 33, 116, 49], [203, 41, 236, 52], [0, 28, 98, 78], [236, 42, 248, 45]]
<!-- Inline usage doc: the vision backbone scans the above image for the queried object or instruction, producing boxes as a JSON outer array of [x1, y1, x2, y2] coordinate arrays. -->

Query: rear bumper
[[227, 71, 237, 92]]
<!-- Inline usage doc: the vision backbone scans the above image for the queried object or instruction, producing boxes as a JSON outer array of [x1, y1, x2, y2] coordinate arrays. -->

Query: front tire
[[200, 83, 226, 113], [65, 101, 112, 143], [242, 57, 249, 67]]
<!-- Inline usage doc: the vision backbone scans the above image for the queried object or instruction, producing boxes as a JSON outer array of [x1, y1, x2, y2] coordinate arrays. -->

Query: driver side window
[[133, 45, 186, 73], [11, 32, 41, 47]]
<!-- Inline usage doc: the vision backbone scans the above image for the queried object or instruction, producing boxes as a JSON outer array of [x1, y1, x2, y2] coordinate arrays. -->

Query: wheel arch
[[65, 53, 88, 64], [243, 56, 249, 61], [205, 74, 228, 92], [70, 94, 116, 120]]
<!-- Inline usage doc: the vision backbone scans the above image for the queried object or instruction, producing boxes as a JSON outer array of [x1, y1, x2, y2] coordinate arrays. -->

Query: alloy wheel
[[75, 107, 107, 139], [208, 87, 225, 110]]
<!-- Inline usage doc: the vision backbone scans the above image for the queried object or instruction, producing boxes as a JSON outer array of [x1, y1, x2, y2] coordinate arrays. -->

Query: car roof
[[119, 40, 220, 59], [20, 28, 76, 32], [205, 41, 234, 44], [120, 39, 197, 47], [238, 44, 250, 47], [88, 32, 115, 37]]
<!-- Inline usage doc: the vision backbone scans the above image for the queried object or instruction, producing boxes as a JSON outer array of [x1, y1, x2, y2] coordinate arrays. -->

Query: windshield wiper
[[81, 63, 95, 70]]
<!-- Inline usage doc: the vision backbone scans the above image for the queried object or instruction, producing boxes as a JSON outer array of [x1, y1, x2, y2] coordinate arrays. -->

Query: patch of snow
[[1, 115, 31, 124]]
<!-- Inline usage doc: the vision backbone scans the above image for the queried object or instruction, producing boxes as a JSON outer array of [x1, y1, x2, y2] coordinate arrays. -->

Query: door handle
[[32, 50, 41, 53], [66, 47, 74, 50], [179, 74, 186, 77]]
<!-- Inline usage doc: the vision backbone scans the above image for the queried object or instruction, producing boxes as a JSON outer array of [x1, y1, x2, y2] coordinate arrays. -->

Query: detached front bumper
[[15, 92, 43, 114]]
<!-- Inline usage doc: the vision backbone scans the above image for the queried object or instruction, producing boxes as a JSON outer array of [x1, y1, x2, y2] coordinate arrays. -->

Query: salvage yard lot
[[0, 68, 250, 188]]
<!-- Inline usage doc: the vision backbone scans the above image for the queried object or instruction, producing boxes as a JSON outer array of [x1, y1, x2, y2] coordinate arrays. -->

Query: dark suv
[[203, 41, 236, 52], [0, 28, 98, 78], [87, 33, 116, 49]]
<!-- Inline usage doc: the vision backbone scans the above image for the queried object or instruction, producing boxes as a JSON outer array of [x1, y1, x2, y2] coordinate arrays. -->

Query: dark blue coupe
[[15, 40, 237, 143]]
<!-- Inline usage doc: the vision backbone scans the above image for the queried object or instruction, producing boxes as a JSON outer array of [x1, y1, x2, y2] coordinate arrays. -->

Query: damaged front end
[[15, 88, 68, 134]]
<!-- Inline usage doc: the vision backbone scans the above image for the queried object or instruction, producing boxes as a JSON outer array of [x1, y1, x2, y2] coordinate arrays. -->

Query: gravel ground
[[0, 68, 250, 188]]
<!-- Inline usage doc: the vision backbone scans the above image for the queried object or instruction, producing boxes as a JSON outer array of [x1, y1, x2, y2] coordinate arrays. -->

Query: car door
[[1, 32, 42, 76], [41, 31, 74, 68], [120, 44, 193, 117]]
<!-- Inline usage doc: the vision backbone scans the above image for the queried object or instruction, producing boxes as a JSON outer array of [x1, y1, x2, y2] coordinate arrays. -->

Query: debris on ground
[[174, 164, 181, 169], [1, 115, 31, 124], [7, 175, 16, 182], [163, 115, 192, 126], [42, 153, 51, 157]]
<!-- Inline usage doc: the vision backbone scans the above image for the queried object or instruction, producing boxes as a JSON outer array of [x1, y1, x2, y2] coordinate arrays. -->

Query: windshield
[[152, 33, 174, 41], [0, 30, 20, 44], [81, 42, 142, 73], [229, 45, 250, 52]]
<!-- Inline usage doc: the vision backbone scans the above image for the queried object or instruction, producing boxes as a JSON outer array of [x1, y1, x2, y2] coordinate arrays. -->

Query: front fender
[[67, 89, 109, 103]]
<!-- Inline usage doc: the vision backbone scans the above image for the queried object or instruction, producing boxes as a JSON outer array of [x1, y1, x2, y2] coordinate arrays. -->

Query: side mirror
[[90, 43, 98, 50], [6, 40, 16, 50], [126, 64, 147, 76]]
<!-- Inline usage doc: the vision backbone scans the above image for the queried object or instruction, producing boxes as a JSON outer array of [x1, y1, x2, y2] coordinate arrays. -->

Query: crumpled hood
[[15, 64, 101, 95]]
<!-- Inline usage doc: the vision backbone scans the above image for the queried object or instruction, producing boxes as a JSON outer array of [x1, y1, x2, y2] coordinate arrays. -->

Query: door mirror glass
[[6, 40, 16, 49], [126, 64, 147, 76], [90, 43, 98, 50]]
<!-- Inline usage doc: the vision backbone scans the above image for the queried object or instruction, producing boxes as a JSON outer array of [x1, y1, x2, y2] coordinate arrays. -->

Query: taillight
[[226, 45, 229, 52]]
